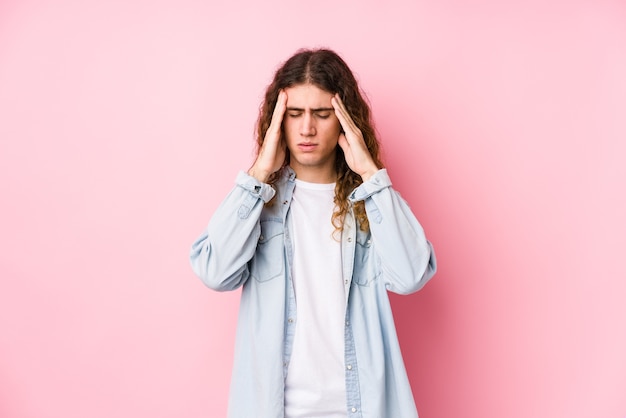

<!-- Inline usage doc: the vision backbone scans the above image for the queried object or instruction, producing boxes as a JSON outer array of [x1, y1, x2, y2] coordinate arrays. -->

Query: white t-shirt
[[284, 179, 347, 418]]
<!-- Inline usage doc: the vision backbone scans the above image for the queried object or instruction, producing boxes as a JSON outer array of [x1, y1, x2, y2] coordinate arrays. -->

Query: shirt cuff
[[235, 171, 276, 203], [348, 169, 392, 202]]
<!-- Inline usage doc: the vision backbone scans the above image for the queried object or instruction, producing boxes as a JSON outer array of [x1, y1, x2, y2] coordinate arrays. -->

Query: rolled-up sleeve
[[350, 169, 436, 294], [189, 171, 275, 291]]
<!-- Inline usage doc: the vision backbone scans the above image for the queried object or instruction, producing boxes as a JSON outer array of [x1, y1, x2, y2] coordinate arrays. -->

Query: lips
[[297, 143, 317, 152]]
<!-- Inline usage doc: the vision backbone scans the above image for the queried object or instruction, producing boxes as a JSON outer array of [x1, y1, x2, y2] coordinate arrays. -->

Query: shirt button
[[259, 235, 264, 241], [283, 200, 288, 205], [351, 407, 357, 413], [347, 237, 352, 242], [288, 318, 294, 323], [346, 364, 352, 370], [345, 320, 350, 326]]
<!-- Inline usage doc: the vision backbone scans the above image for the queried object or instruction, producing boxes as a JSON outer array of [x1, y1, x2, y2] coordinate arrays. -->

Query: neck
[[290, 164, 337, 184]]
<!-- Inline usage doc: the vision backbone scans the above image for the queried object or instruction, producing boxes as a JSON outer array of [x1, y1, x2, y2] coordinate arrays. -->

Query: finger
[[332, 94, 354, 126], [337, 132, 348, 151], [332, 95, 359, 137], [331, 95, 349, 126], [268, 90, 287, 133]]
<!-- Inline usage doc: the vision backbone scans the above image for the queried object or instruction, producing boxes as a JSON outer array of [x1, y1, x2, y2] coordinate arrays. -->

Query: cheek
[[282, 119, 298, 140], [327, 117, 342, 136]]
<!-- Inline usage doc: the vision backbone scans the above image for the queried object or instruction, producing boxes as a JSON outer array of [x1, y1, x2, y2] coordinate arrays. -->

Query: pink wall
[[1, 1, 625, 417]]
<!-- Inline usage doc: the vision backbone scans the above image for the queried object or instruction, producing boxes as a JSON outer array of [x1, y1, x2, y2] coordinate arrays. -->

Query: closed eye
[[315, 111, 331, 119]]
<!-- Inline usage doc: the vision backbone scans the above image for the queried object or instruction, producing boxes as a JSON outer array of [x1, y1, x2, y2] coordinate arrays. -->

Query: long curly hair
[[255, 48, 384, 233]]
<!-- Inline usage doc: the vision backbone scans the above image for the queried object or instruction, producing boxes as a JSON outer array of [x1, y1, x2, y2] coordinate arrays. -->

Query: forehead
[[284, 83, 333, 108]]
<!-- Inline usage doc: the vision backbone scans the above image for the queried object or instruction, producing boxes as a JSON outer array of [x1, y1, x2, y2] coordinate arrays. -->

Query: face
[[282, 83, 342, 183]]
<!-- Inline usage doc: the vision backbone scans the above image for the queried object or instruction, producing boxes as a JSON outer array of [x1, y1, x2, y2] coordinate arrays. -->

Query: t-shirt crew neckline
[[293, 178, 336, 190]]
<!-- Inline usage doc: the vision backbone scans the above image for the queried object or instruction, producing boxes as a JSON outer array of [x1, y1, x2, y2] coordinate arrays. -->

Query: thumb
[[337, 132, 349, 152]]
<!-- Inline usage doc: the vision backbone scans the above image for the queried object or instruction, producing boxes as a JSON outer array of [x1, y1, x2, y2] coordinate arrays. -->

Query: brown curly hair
[[255, 48, 384, 232]]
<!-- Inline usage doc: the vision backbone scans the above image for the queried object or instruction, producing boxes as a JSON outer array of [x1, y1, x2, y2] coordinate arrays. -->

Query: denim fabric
[[190, 167, 436, 418]]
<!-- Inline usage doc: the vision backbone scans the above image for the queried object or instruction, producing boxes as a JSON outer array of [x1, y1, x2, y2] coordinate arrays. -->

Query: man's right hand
[[247, 90, 287, 183]]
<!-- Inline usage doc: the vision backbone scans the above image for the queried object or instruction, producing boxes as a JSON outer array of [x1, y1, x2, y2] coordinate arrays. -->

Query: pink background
[[1, 1, 625, 417]]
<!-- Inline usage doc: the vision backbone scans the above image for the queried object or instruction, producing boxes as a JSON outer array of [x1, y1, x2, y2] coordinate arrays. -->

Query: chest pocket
[[352, 229, 380, 286], [250, 220, 284, 282]]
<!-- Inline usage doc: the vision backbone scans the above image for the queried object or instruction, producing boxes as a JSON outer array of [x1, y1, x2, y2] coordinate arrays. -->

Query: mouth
[[297, 143, 317, 152]]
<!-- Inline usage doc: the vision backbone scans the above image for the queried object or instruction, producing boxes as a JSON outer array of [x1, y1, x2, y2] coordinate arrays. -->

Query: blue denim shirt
[[190, 167, 436, 418]]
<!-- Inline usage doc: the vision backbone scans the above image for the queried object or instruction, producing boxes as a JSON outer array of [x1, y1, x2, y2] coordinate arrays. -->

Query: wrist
[[360, 166, 380, 182], [247, 166, 270, 183]]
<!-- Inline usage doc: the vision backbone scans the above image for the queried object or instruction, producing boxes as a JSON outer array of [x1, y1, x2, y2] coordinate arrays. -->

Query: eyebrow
[[286, 107, 335, 112]]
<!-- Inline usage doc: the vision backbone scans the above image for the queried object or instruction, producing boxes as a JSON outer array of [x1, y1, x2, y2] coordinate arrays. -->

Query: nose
[[300, 112, 316, 137]]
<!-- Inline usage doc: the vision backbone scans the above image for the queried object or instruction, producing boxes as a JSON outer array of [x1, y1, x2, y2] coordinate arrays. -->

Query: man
[[190, 48, 436, 418]]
